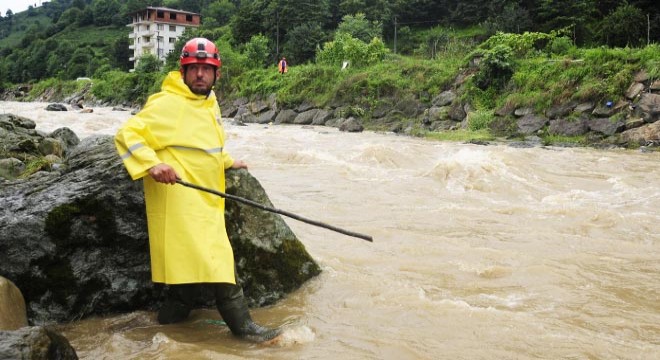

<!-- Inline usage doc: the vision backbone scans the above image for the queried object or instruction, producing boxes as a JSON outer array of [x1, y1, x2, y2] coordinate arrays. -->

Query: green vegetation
[[425, 129, 495, 142], [541, 135, 588, 147], [1, 1, 659, 146], [19, 156, 52, 178]]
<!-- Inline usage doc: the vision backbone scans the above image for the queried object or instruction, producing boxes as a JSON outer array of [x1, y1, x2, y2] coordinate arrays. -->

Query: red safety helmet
[[180, 38, 221, 68]]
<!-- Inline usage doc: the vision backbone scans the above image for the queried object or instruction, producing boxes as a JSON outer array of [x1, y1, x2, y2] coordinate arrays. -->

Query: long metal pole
[[176, 179, 373, 242]]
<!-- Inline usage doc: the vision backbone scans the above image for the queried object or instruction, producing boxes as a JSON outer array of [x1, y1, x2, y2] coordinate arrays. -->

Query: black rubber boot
[[157, 284, 199, 324], [215, 283, 281, 343]]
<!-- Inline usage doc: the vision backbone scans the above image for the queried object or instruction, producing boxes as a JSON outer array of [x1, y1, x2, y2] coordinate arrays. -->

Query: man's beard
[[189, 83, 213, 95]]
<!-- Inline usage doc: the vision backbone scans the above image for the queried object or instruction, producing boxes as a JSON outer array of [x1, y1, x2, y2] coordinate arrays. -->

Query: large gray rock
[[0, 135, 320, 324], [548, 117, 589, 136], [0, 114, 76, 180], [620, 121, 660, 145], [274, 109, 297, 124], [311, 109, 332, 125], [256, 110, 277, 124], [517, 114, 548, 135], [636, 93, 660, 123], [432, 90, 456, 107], [338, 117, 364, 132], [545, 101, 577, 119], [293, 109, 319, 125], [0, 326, 77, 360], [588, 117, 625, 136]]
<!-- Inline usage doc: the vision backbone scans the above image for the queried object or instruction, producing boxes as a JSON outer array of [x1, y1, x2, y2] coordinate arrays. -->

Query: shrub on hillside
[[316, 33, 389, 68]]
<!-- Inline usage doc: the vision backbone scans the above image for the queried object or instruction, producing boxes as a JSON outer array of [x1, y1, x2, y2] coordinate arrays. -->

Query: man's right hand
[[148, 163, 179, 184]]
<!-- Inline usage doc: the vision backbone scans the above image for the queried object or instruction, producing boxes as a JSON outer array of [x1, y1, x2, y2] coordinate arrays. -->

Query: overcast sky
[[3, 0, 43, 15]]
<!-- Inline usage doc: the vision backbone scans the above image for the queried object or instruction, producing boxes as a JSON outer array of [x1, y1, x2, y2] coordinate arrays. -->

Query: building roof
[[126, 6, 200, 16]]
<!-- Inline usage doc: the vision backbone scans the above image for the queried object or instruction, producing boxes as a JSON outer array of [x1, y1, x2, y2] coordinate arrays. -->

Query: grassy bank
[[16, 31, 660, 146]]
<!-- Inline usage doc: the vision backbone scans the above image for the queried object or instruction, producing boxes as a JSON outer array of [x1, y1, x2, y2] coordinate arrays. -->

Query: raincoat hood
[[163, 71, 217, 101]]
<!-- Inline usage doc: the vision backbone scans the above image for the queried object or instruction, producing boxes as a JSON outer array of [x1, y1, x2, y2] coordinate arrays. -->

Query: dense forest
[[0, 0, 658, 85]]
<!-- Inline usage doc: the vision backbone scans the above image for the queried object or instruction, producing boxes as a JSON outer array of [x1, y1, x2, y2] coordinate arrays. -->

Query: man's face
[[182, 63, 219, 95]]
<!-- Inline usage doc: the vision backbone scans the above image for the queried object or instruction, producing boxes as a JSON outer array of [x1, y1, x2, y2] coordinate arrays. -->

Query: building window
[[170, 13, 176, 20], [157, 11, 164, 18], [169, 25, 176, 32], [157, 24, 164, 31], [186, 14, 192, 22], [169, 37, 176, 44], [146, 25, 150, 31]]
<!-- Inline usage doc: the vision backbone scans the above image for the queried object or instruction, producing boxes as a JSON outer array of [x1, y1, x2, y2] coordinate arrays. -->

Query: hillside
[[1, 1, 659, 149]]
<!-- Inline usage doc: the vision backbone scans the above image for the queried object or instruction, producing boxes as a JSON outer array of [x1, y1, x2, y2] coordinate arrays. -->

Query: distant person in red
[[278, 57, 287, 74]]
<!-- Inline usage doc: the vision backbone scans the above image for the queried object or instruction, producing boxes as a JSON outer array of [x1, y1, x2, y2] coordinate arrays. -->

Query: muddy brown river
[[3, 101, 659, 359]]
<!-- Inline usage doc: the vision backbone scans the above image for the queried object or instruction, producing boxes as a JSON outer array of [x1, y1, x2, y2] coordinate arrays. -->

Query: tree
[[126, 0, 163, 14], [282, 22, 328, 64], [46, 40, 75, 79], [483, 1, 533, 34], [600, 3, 646, 47], [66, 46, 94, 79], [72, 0, 87, 10], [110, 35, 132, 71], [231, 0, 267, 44], [243, 33, 271, 68], [531, 0, 598, 45], [79, 7, 94, 26], [179, 0, 203, 13], [339, 0, 391, 23], [92, 0, 121, 26], [58, 7, 83, 27], [447, 0, 491, 26], [202, 0, 237, 28], [135, 53, 162, 73], [336, 13, 382, 43]]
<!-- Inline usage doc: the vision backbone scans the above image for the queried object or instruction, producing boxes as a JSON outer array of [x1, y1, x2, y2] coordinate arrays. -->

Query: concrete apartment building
[[127, 7, 201, 71]]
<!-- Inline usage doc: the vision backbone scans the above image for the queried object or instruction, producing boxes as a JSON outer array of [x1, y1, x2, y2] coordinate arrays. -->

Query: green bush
[[548, 36, 574, 55], [473, 44, 515, 89], [467, 110, 495, 131], [91, 70, 136, 104], [316, 33, 389, 68], [243, 34, 271, 69], [28, 78, 80, 99]]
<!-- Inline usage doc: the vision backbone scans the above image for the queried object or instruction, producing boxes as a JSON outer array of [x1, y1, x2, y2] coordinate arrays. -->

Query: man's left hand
[[232, 160, 248, 169]]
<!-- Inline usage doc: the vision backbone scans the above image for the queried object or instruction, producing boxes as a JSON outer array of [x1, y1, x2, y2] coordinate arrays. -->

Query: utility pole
[[394, 16, 397, 54]]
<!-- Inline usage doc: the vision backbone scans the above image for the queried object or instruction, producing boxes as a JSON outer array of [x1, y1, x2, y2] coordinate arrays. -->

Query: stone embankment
[[2, 67, 659, 148], [220, 69, 659, 147]]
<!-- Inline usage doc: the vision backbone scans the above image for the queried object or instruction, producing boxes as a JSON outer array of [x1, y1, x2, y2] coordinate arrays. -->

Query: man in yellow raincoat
[[115, 38, 280, 343]]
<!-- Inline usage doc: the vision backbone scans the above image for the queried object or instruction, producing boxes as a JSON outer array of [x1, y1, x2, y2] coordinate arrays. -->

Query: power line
[[396, 19, 444, 26]]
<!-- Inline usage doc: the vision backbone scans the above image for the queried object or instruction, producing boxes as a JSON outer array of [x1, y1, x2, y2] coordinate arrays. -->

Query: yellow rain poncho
[[115, 71, 236, 285]]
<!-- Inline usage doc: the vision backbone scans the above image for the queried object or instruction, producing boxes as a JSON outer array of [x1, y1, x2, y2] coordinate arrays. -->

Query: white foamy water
[[3, 101, 660, 359]]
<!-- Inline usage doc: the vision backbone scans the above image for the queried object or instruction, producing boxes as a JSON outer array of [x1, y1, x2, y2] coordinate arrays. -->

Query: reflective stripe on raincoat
[[114, 71, 236, 285]]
